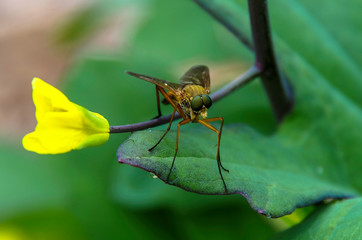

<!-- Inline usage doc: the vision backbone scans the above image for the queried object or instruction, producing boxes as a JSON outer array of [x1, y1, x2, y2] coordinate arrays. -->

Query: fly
[[126, 65, 229, 192]]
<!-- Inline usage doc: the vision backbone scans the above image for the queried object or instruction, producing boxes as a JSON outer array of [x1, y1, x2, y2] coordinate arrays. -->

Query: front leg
[[200, 117, 228, 172], [198, 117, 228, 192], [149, 108, 177, 152]]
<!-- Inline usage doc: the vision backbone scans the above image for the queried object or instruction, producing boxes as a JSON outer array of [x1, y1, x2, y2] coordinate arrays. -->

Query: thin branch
[[248, 0, 294, 122], [109, 66, 261, 133]]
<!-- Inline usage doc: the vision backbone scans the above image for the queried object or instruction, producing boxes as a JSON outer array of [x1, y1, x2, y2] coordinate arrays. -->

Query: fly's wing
[[179, 65, 210, 91], [126, 71, 183, 92]]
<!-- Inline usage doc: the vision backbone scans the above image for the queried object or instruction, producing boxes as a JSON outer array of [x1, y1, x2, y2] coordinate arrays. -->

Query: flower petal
[[23, 111, 109, 154], [23, 78, 110, 154], [32, 78, 75, 121]]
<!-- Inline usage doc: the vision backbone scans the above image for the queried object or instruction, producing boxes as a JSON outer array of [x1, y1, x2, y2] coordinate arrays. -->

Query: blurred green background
[[0, 0, 303, 239]]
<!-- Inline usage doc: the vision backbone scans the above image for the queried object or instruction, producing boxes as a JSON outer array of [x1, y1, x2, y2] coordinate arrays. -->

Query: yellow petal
[[32, 78, 75, 121], [23, 78, 110, 154]]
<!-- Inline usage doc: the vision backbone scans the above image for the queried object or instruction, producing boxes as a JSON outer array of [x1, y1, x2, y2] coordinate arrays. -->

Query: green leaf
[[290, 0, 362, 68], [269, 0, 362, 107], [274, 198, 362, 239], [117, 119, 359, 217]]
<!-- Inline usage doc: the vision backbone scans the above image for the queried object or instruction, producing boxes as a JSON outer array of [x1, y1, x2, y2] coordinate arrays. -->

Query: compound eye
[[201, 94, 212, 109], [191, 95, 203, 111]]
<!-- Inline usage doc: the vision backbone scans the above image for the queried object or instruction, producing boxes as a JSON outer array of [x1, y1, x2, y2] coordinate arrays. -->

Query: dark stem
[[248, 0, 293, 122], [109, 66, 260, 133]]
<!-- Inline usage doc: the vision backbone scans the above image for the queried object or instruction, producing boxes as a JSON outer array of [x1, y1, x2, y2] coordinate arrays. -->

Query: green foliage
[[269, 0, 362, 107], [2, 0, 361, 239], [0, 59, 276, 239], [118, 0, 362, 211], [118, 116, 360, 217], [274, 198, 362, 239], [117, 0, 362, 237]]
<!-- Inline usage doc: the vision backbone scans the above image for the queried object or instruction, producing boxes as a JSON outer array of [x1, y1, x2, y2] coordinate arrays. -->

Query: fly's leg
[[156, 86, 187, 119], [198, 118, 228, 192], [148, 87, 187, 152], [201, 117, 228, 172], [167, 118, 191, 182], [149, 108, 176, 152]]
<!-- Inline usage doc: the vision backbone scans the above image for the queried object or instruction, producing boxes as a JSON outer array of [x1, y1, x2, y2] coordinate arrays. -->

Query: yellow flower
[[23, 78, 110, 154]]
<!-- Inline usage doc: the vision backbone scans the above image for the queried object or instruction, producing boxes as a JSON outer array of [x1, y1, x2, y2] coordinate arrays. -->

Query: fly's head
[[189, 94, 213, 120]]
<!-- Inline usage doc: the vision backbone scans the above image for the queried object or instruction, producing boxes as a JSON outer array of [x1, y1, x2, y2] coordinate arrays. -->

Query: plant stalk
[[248, 0, 293, 122]]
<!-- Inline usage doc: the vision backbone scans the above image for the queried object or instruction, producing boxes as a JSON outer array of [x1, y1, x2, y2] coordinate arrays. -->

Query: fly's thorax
[[183, 85, 207, 98]]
